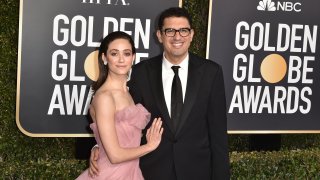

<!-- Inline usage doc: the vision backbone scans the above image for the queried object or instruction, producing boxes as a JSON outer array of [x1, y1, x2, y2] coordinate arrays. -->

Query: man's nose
[[173, 31, 182, 39]]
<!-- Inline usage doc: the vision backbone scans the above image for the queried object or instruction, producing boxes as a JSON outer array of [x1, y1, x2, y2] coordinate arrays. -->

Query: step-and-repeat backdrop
[[18, 0, 319, 136], [207, 0, 319, 133], [17, 0, 181, 137]]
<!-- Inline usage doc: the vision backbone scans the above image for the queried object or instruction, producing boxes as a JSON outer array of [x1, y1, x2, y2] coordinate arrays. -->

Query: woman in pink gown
[[76, 31, 163, 180]]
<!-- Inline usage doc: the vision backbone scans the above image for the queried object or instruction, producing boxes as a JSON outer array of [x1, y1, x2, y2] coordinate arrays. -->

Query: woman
[[76, 31, 163, 180]]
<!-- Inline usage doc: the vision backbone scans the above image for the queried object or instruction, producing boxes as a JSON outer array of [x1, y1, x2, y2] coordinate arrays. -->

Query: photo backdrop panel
[[17, 0, 181, 136], [207, 0, 320, 132]]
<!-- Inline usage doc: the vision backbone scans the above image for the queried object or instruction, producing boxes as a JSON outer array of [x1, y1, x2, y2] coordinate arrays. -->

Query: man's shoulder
[[133, 54, 162, 69], [189, 52, 221, 69]]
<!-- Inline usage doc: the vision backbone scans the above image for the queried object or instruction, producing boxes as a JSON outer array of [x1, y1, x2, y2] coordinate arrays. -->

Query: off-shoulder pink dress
[[76, 104, 150, 180]]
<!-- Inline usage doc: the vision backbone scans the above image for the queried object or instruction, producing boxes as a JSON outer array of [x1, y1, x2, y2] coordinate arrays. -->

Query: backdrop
[[207, 0, 320, 133], [17, 0, 181, 137]]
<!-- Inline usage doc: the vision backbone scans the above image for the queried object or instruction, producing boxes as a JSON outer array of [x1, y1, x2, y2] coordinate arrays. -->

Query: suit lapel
[[147, 57, 175, 135], [176, 55, 204, 136]]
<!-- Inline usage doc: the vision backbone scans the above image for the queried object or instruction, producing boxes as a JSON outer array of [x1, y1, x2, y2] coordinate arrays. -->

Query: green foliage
[[183, 0, 209, 57], [230, 148, 320, 179], [281, 134, 320, 150], [1, 158, 86, 179], [229, 135, 250, 152], [1, 0, 320, 179]]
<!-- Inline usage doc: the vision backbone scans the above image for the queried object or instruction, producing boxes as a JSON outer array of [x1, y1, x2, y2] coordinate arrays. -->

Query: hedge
[[231, 148, 320, 179], [1, 0, 320, 179], [1, 148, 320, 179]]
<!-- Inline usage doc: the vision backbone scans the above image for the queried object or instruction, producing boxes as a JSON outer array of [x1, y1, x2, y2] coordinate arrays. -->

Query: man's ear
[[156, 30, 163, 43], [190, 29, 195, 42]]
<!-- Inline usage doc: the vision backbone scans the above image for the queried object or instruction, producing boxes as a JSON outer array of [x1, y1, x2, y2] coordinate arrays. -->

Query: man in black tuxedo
[[90, 7, 230, 179]]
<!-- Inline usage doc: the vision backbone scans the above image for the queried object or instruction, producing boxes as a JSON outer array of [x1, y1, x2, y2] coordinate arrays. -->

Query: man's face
[[156, 17, 194, 64]]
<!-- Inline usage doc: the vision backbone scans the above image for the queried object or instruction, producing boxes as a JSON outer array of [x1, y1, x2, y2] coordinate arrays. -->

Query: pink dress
[[76, 104, 150, 180]]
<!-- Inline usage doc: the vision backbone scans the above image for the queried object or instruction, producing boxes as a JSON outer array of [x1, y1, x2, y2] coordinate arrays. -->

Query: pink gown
[[76, 104, 150, 180]]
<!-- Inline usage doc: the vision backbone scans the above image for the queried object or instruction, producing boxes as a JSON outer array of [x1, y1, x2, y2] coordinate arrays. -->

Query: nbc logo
[[257, 0, 276, 11], [257, 0, 301, 12], [82, 0, 130, 6]]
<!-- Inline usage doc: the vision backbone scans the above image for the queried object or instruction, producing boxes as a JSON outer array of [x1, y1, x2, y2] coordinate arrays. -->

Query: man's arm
[[208, 65, 230, 179], [128, 65, 142, 103]]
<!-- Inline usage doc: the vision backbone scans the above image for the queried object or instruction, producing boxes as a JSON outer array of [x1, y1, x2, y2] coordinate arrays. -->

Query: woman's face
[[103, 38, 135, 76]]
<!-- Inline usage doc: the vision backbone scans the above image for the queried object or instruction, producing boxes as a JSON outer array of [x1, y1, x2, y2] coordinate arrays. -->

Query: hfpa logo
[[82, 0, 130, 6], [257, 0, 301, 12]]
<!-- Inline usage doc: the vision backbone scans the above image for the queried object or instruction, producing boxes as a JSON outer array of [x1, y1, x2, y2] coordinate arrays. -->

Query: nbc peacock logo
[[257, 0, 302, 12], [81, 0, 130, 6], [257, 0, 276, 11]]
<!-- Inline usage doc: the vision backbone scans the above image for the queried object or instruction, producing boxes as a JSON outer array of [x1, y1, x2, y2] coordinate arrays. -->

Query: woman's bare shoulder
[[91, 90, 115, 109]]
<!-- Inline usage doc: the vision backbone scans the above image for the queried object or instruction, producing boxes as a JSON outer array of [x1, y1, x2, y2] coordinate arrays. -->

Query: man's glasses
[[162, 28, 191, 37]]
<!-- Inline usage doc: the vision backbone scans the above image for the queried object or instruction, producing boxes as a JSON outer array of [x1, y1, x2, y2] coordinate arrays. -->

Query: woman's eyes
[[109, 51, 132, 56], [124, 52, 132, 56]]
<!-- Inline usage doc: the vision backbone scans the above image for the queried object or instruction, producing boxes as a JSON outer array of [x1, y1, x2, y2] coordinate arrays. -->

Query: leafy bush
[[231, 148, 320, 179], [2, 147, 320, 179]]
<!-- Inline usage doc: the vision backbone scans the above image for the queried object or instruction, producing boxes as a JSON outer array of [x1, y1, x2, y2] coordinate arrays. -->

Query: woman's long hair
[[92, 31, 136, 92]]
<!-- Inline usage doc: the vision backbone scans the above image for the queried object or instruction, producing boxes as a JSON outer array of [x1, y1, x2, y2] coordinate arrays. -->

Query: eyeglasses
[[162, 28, 191, 37]]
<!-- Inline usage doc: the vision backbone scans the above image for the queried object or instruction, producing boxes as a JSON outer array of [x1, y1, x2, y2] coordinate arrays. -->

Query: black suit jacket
[[128, 53, 230, 180]]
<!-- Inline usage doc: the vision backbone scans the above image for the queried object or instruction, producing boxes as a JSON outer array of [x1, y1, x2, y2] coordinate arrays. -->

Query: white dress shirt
[[162, 54, 189, 117]]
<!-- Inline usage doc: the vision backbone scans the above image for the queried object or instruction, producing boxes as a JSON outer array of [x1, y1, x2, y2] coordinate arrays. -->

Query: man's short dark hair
[[158, 7, 193, 30]]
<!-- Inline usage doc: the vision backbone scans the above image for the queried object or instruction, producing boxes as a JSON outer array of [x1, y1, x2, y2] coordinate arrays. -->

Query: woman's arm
[[93, 93, 163, 164]]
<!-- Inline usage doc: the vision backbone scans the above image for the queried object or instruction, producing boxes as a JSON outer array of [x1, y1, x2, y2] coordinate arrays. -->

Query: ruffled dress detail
[[76, 104, 150, 180]]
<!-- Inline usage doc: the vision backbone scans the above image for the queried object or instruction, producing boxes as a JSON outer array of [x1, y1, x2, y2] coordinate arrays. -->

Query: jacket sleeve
[[207, 65, 230, 179], [128, 66, 143, 104]]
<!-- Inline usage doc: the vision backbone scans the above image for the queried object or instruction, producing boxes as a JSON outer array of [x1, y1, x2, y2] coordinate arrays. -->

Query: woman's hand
[[146, 118, 163, 151], [88, 146, 100, 177]]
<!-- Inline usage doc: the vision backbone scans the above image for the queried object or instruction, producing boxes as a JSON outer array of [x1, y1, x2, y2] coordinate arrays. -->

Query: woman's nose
[[118, 54, 125, 62]]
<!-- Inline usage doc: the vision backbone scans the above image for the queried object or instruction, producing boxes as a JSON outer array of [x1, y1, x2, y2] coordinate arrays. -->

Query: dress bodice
[[90, 103, 150, 150], [76, 104, 150, 180]]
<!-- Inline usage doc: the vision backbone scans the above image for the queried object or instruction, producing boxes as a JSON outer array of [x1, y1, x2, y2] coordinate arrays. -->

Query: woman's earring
[[103, 61, 107, 65]]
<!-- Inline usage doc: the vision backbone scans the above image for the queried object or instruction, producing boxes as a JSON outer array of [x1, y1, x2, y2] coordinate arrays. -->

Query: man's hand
[[88, 145, 100, 177]]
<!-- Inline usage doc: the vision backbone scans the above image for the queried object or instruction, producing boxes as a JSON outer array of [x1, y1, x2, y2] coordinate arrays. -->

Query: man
[[90, 7, 230, 179]]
